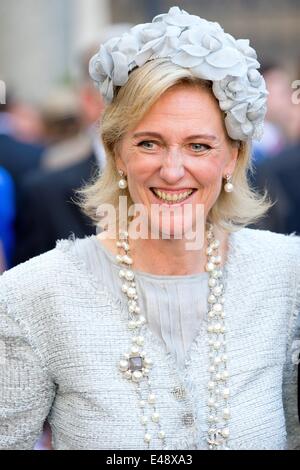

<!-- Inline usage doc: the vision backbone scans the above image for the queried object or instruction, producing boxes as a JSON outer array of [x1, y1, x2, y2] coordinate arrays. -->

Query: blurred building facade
[[0, 0, 299, 104], [0, 0, 110, 103], [111, 0, 299, 75]]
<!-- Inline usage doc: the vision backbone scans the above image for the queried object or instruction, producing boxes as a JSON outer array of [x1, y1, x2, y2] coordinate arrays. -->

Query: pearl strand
[[116, 230, 166, 447], [205, 223, 230, 449], [116, 224, 230, 449]]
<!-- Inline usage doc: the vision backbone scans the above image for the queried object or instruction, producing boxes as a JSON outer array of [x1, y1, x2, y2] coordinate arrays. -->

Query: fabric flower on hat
[[89, 6, 268, 142]]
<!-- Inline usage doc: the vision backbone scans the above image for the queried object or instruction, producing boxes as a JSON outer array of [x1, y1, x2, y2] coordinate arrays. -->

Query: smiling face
[[116, 83, 239, 239]]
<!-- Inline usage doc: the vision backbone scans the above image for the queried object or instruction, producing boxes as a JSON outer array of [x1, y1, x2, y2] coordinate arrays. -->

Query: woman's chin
[[148, 217, 195, 240]]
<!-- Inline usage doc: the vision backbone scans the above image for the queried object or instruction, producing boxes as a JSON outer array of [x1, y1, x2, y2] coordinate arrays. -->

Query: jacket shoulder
[[238, 227, 300, 254], [0, 239, 78, 304], [236, 227, 300, 282]]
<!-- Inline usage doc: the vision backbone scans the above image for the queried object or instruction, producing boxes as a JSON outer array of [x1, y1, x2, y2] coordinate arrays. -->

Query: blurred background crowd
[[0, 0, 300, 448]]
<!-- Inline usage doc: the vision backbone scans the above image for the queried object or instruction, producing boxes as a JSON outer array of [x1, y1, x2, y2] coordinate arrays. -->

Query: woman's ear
[[115, 143, 126, 174], [115, 152, 124, 174], [225, 141, 240, 175]]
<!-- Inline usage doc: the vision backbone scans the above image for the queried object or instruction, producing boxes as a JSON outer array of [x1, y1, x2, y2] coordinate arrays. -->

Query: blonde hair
[[78, 59, 272, 232]]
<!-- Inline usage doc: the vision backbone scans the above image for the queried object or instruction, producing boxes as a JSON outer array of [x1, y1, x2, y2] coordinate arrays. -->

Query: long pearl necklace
[[116, 223, 230, 449]]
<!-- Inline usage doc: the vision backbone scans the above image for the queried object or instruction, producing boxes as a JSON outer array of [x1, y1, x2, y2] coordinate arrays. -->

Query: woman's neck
[[97, 225, 229, 277], [128, 236, 208, 275]]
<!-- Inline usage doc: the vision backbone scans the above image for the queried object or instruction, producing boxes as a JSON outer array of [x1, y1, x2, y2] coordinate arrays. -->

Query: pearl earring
[[224, 174, 234, 193], [118, 170, 128, 189]]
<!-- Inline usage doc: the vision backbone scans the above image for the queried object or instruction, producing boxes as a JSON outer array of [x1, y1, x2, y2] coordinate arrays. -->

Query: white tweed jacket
[[0, 227, 299, 450]]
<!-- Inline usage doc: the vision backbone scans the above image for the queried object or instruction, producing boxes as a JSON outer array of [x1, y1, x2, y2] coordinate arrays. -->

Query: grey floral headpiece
[[89, 6, 268, 141]]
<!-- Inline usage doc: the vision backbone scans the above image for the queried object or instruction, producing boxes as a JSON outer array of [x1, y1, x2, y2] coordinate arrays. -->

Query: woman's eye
[[138, 141, 156, 150], [190, 143, 210, 152]]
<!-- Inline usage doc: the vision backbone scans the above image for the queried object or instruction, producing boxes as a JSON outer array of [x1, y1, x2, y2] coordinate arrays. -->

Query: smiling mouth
[[150, 188, 197, 204]]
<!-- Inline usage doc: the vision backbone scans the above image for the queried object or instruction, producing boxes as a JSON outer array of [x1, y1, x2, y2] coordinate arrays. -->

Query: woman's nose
[[159, 149, 185, 183]]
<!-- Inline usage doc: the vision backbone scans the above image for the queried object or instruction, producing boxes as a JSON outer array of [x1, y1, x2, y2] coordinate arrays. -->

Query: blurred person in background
[[13, 24, 132, 266], [39, 87, 100, 171], [13, 86, 100, 265], [0, 96, 45, 267], [0, 97, 44, 193], [6, 100, 44, 145], [0, 166, 15, 273], [252, 64, 294, 164], [252, 119, 300, 235]]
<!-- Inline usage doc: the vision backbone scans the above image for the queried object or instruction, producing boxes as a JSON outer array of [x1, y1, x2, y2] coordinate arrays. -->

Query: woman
[[0, 7, 299, 450]]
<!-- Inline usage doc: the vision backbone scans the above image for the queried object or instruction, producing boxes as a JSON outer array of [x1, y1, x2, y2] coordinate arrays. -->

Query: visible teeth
[[153, 189, 193, 202]]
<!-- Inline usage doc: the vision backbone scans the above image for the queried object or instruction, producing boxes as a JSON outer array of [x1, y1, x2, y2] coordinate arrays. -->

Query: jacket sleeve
[[0, 297, 56, 449], [282, 235, 300, 450], [283, 310, 300, 450]]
